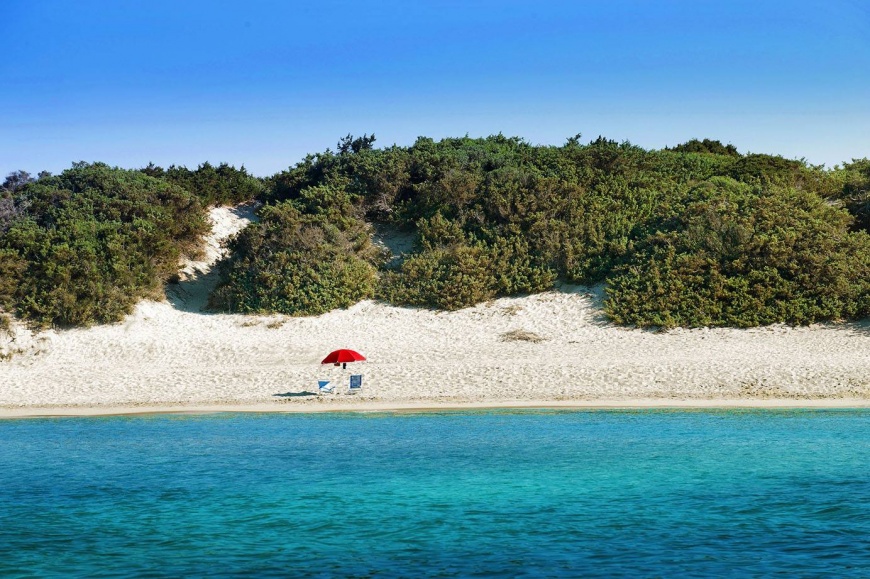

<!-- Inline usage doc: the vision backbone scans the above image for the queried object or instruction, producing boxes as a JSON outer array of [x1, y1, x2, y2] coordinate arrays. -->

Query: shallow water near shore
[[2, 409, 869, 576]]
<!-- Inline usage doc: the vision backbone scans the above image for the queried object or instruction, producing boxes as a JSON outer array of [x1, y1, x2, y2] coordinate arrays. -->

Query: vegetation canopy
[[0, 163, 207, 327], [208, 201, 378, 316], [234, 134, 869, 327], [3, 135, 870, 329]]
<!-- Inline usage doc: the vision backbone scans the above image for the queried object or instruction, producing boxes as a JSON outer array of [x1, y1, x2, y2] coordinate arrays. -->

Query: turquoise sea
[[1, 409, 869, 577]]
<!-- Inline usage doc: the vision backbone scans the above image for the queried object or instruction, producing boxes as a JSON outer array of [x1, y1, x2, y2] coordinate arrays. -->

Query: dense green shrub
[[833, 159, 870, 231], [209, 202, 378, 315], [0, 248, 24, 312], [264, 144, 412, 222], [378, 244, 496, 310], [239, 134, 868, 326], [0, 163, 208, 327], [378, 235, 556, 310], [668, 138, 741, 157], [143, 162, 264, 206], [8, 135, 868, 329], [604, 177, 870, 327]]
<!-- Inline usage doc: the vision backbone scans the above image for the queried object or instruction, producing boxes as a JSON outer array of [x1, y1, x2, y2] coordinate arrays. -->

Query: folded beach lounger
[[318, 380, 335, 394], [349, 374, 363, 394]]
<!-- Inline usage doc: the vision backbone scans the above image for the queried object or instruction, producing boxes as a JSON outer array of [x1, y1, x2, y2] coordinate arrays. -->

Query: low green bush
[[0, 163, 208, 327], [605, 178, 870, 327], [834, 159, 870, 231], [144, 162, 264, 206], [378, 244, 496, 310], [667, 138, 741, 157], [209, 202, 378, 315]]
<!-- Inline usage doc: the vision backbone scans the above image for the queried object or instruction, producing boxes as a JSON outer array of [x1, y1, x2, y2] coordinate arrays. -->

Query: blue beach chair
[[349, 374, 363, 394], [318, 380, 335, 394]]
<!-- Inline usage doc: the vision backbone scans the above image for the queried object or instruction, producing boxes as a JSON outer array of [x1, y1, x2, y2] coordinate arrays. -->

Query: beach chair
[[348, 374, 363, 394], [318, 380, 335, 394]]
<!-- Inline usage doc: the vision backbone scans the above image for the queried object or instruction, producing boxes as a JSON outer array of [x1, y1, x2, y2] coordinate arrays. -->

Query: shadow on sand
[[165, 204, 258, 314]]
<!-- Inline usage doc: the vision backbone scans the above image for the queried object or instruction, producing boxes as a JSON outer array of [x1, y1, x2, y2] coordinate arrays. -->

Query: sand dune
[[2, 204, 870, 417]]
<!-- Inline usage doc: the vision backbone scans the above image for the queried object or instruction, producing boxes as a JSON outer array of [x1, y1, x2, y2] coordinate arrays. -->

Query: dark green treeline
[[2, 136, 870, 329]]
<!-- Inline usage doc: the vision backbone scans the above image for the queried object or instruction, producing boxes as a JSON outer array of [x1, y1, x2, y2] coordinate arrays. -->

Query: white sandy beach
[[2, 205, 870, 418]]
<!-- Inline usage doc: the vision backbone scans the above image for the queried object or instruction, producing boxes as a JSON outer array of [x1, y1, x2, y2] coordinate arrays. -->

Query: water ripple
[[1, 409, 869, 576]]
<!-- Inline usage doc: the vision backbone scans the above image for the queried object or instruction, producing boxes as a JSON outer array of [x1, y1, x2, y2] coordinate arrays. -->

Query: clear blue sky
[[2, 0, 869, 177]]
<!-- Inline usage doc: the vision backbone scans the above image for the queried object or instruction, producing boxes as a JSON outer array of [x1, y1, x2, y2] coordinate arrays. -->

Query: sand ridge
[[2, 203, 870, 416]]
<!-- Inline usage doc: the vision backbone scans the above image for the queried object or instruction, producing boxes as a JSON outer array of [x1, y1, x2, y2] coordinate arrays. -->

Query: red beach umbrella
[[321, 349, 366, 365]]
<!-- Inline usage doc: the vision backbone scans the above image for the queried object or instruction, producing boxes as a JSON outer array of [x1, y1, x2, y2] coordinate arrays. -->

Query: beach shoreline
[[3, 397, 870, 419]]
